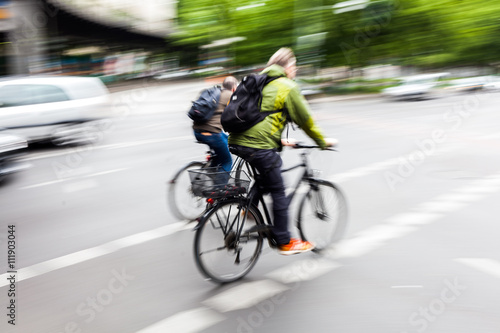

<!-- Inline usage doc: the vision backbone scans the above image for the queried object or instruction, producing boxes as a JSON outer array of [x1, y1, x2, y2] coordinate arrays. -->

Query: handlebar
[[282, 141, 337, 151]]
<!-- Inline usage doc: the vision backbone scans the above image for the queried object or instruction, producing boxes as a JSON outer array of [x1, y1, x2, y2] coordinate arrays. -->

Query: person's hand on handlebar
[[281, 138, 298, 147], [280, 137, 338, 148], [324, 138, 338, 148]]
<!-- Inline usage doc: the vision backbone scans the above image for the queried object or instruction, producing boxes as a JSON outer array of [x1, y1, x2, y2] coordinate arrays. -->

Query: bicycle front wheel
[[167, 161, 207, 221], [297, 180, 348, 252], [194, 200, 263, 283]]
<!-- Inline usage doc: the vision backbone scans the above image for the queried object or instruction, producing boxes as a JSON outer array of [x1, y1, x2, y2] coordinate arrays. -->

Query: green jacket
[[228, 64, 327, 149]]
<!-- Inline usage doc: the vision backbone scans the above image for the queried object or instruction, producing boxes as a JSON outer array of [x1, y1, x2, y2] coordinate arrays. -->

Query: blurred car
[[0, 133, 29, 182], [483, 81, 500, 91], [445, 75, 500, 93], [0, 76, 110, 146], [482, 76, 500, 91], [381, 73, 449, 101], [153, 66, 226, 81], [153, 69, 193, 80], [445, 76, 490, 93]]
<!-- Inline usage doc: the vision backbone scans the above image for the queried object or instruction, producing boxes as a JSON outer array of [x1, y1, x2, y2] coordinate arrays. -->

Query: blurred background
[[2, 0, 500, 82], [2, 1, 500, 333]]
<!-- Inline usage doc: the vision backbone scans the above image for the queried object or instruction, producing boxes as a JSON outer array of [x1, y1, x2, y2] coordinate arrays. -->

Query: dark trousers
[[229, 144, 291, 245]]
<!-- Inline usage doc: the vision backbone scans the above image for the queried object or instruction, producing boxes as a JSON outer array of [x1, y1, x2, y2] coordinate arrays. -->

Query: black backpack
[[221, 74, 281, 133], [188, 86, 222, 124]]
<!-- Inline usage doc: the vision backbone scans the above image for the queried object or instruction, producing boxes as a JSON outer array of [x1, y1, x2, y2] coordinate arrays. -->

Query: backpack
[[221, 74, 281, 133], [188, 86, 222, 124]]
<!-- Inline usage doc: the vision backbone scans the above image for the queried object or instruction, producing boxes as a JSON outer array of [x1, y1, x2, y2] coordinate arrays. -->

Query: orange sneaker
[[278, 238, 315, 255]]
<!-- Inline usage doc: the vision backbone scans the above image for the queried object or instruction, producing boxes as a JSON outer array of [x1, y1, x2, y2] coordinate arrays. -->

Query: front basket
[[188, 167, 250, 198]]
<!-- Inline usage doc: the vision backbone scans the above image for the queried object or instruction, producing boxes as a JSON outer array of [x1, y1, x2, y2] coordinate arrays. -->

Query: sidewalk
[[105, 77, 380, 102]]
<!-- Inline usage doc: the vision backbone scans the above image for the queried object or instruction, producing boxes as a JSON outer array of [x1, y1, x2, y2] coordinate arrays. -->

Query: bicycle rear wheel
[[297, 180, 348, 252], [194, 200, 263, 283], [167, 161, 207, 221]]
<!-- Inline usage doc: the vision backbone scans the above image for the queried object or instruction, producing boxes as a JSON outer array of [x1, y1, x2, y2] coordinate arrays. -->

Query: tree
[[172, 0, 500, 69]]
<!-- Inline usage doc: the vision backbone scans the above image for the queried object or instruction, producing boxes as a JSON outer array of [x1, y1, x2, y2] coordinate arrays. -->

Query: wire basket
[[188, 167, 251, 198]]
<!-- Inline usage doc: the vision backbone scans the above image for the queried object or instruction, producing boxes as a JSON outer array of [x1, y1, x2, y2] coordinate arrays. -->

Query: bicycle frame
[[196, 147, 334, 247], [193, 144, 345, 282], [240, 149, 325, 238]]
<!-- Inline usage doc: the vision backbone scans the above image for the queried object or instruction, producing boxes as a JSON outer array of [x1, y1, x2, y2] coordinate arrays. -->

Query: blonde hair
[[266, 47, 296, 68]]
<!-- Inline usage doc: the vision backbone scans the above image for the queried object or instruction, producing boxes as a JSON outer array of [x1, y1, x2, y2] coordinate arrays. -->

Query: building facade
[[0, 0, 176, 76]]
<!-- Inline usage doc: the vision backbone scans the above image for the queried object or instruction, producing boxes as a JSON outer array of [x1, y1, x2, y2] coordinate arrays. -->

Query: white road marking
[[455, 258, 500, 278], [62, 179, 99, 193], [457, 184, 500, 194], [136, 307, 225, 333], [128, 170, 500, 331], [414, 200, 468, 213], [86, 168, 128, 177], [10, 170, 498, 289], [6, 169, 500, 287], [22, 136, 193, 161], [22, 150, 75, 161], [5, 154, 500, 333], [202, 280, 289, 313], [332, 157, 400, 182], [327, 171, 500, 260], [354, 224, 418, 240], [19, 168, 127, 190], [266, 259, 341, 284], [385, 212, 443, 226], [432, 192, 488, 203], [19, 178, 65, 189], [481, 133, 500, 140], [329, 132, 500, 185], [100, 137, 191, 150], [0, 222, 186, 287], [327, 225, 418, 259]]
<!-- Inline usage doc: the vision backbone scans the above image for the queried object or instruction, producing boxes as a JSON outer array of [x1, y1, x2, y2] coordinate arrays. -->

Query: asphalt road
[[1, 80, 500, 333]]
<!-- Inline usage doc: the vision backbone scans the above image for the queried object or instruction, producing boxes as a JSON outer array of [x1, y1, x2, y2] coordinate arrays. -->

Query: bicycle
[[167, 144, 253, 221], [191, 143, 348, 283]]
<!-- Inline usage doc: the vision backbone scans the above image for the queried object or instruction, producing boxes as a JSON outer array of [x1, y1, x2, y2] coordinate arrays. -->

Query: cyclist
[[229, 48, 336, 255], [193, 76, 238, 174]]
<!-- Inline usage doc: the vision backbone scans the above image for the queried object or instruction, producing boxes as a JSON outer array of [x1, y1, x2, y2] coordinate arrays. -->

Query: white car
[[482, 76, 500, 91], [0, 133, 28, 182], [0, 76, 110, 146], [382, 73, 449, 101], [445, 76, 495, 93]]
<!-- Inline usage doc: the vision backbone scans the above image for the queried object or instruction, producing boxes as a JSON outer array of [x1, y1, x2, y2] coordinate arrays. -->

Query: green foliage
[[172, 0, 500, 69]]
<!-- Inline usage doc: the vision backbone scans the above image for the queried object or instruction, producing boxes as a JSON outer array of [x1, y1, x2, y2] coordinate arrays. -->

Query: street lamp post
[[5, 0, 48, 75]]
